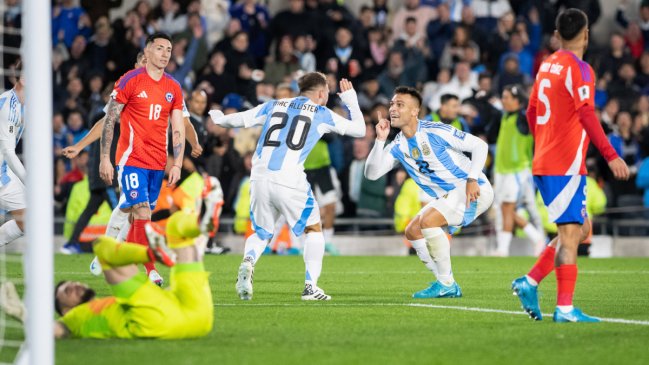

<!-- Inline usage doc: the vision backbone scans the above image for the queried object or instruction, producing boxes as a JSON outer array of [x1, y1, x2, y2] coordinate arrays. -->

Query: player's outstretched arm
[[183, 117, 203, 158], [335, 78, 365, 138], [169, 109, 186, 186], [208, 103, 267, 129], [99, 99, 124, 185], [62, 116, 105, 159], [365, 112, 398, 180]]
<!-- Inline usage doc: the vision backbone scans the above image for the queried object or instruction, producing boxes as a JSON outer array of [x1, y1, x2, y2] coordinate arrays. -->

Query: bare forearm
[[184, 117, 199, 147], [101, 100, 124, 158], [76, 117, 105, 150], [172, 120, 186, 167]]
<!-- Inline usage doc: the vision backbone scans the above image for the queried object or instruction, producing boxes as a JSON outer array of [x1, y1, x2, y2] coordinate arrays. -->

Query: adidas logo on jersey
[[137, 91, 148, 99]]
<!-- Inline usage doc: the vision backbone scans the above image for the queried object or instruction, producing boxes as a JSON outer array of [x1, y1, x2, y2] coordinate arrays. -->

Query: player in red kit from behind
[[511, 9, 630, 323], [99, 32, 186, 286]]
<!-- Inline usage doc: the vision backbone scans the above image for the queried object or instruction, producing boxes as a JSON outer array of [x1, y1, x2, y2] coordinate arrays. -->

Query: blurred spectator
[[425, 93, 471, 132], [486, 11, 515, 72], [156, 0, 188, 35], [60, 35, 91, 87], [471, 0, 512, 31], [498, 10, 542, 77], [636, 51, 649, 92], [494, 54, 531, 95], [428, 61, 477, 111], [601, 98, 620, 134], [2, 0, 22, 87], [607, 111, 642, 205], [459, 6, 488, 53], [196, 51, 236, 104], [607, 62, 642, 111], [364, 27, 389, 78], [326, 27, 364, 85], [52, 0, 92, 48], [597, 32, 634, 81], [200, 0, 231, 50], [372, 0, 390, 28], [616, 0, 649, 51], [533, 34, 561, 75], [53, 112, 69, 161], [85, 17, 114, 76], [174, 12, 210, 74], [391, 0, 438, 44], [427, 2, 455, 66], [81, 0, 123, 24], [66, 111, 89, 148], [86, 75, 106, 122], [60, 77, 88, 119], [358, 79, 389, 111], [264, 36, 300, 86], [439, 25, 480, 70], [269, 0, 316, 47], [294, 34, 317, 73], [378, 51, 417, 96], [229, 0, 271, 66]]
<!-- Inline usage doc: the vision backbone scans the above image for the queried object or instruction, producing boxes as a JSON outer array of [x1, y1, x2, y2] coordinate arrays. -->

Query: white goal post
[[22, 0, 54, 364]]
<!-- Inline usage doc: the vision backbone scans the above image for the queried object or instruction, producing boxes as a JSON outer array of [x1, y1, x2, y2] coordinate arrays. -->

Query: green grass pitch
[[3, 254, 649, 365]]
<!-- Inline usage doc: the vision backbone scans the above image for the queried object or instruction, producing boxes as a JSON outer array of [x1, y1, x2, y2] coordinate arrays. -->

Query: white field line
[[55, 270, 649, 276], [215, 302, 649, 326]]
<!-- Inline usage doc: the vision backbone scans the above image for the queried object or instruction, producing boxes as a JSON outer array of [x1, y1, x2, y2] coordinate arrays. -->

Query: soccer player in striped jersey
[[98, 32, 186, 286], [511, 9, 629, 323], [209, 73, 365, 300], [365, 86, 494, 299], [0, 60, 25, 247]]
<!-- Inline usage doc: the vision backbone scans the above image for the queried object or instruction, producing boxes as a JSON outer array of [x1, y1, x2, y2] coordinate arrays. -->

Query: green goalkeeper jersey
[[60, 297, 132, 339], [495, 112, 533, 174]]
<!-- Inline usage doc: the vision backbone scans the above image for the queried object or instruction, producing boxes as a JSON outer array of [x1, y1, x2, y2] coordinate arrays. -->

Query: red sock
[[556, 264, 578, 306], [132, 219, 157, 274], [126, 224, 136, 243], [527, 245, 556, 284]]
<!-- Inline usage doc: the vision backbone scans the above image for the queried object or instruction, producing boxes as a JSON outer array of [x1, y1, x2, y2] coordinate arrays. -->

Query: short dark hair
[[394, 86, 422, 107], [145, 32, 172, 46], [298, 72, 327, 94], [405, 17, 417, 24], [54, 280, 68, 316], [556, 8, 588, 41], [440, 93, 459, 105], [503, 84, 526, 103]]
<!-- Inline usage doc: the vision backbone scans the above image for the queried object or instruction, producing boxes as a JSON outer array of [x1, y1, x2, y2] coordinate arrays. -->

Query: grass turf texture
[[7, 254, 649, 365]]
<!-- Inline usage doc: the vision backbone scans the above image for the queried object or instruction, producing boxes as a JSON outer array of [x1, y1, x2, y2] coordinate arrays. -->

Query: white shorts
[[249, 179, 321, 240], [494, 170, 533, 204], [418, 180, 494, 227], [0, 179, 26, 212]]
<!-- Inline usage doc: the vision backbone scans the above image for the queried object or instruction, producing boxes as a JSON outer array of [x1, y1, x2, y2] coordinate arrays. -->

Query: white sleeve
[[209, 103, 267, 129], [364, 139, 399, 180], [321, 89, 366, 138], [439, 127, 488, 180], [0, 140, 25, 184]]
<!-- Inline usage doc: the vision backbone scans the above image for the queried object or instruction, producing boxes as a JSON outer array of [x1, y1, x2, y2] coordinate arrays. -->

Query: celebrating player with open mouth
[[210, 73, 365, 301], [365, 86, 493, 299]]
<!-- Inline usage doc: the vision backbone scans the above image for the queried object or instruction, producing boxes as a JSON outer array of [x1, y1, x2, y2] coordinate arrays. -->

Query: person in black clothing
[[61, 112, 120, 252]]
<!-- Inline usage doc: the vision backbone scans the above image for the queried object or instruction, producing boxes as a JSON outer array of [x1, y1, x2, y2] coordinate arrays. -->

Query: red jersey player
[[99, 32, 186, 285], [511, 9, 630, 323]]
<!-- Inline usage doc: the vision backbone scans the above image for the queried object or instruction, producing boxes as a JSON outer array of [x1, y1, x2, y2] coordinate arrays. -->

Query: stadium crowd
[[2, 0, 649, 230]]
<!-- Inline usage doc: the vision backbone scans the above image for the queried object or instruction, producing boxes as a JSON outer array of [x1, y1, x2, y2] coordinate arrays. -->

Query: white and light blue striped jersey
[[212, 91, 365, 188], [366, 120, 488, 199], [0, 89, 24, 187]]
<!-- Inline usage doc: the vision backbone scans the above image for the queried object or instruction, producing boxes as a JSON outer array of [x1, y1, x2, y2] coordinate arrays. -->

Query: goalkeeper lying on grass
[[1, 211, 214, 339]]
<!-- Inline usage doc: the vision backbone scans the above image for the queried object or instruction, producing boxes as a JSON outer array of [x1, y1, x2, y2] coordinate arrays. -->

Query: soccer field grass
[[7, 254, 649, 364]]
